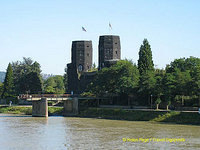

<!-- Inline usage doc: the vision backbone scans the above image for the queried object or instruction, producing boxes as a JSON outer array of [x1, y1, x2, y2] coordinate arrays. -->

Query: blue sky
[[0, 0, 200, 75]]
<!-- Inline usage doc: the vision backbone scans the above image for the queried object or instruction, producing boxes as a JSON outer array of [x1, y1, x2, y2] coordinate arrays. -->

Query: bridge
[[19, 94, 79, 117]]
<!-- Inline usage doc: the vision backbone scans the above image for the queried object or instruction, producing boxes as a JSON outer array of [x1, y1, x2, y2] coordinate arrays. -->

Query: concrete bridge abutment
[[32, 98, 48, 117], [31, 97, 79, 117], [63, 97, 79, 116]]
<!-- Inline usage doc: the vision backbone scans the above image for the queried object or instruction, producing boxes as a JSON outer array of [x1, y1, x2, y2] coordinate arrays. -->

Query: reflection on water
[[0, 114, 200, 150]]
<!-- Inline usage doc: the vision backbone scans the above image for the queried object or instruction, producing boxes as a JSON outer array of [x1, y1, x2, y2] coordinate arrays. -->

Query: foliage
[[25, 72, 43, 94], [166, 56, 200, 73], [12, 57, 43, 94], [88, 60, 139, 97], [155, 98, 161, 104], [137, 39, 155, 105], [44, 75, 65, 94], [0, 82, 3, 96], [163, 57, 200, 105], [1, 63, 14, 98], [138, 39, 154, 75], [81, 92, 96, 97], [154, 69, 165, 97], [138, 70, 156, 95]]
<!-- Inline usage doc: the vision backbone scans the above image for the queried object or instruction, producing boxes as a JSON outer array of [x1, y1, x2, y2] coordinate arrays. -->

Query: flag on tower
[[82, 27, 87, 32], [109, 22, 112, 30]]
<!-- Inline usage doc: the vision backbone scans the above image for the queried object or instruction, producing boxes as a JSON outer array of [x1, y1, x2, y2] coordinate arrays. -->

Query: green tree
[[89, 60, 139, 104], [12, 57, 43, 94], [173, 69, 191, 96], [54, 75, 65, 93], [1, 63, 14, 98], [138, 39, 154, 75], [45, 86, 55, 94], [44, 75, 65, 94], [137, 39, 155, 105], [138, 70, 156, 105], [155, 98, 161, 110], [162, 73, 176, 107], [191, 66, 200, 106], [26, 72, 43, 94], [31, 61, 42, 74], [154, 69, 165, 97], [166, 56, 200, 73], [164, 57, 200, 106]]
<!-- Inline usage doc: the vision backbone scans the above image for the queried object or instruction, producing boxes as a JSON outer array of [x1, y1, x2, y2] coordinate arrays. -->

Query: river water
[[0, 114, 199, 150]]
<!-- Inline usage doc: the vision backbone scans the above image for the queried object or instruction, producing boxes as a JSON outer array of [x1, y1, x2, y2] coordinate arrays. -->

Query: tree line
[[0, 57, 67, 102], [86, 39, 200, 108]]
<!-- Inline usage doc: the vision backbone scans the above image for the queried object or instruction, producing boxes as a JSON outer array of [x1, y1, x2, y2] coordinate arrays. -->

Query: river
[[0, 114, 199, 150]]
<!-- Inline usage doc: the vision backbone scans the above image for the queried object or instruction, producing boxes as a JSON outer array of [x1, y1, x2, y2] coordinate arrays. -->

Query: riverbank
[[79, 108, 200, 125], [0, 105, 63, 116], [1, 106, 199, 125]]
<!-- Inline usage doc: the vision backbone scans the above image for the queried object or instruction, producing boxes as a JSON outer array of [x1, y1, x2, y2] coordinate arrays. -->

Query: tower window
[[87, 45, 89, 47], [115, 51, 118, 54], [115, 43, 117, 44], [87, 53, 89, 56], [78, 65, 83, 71]]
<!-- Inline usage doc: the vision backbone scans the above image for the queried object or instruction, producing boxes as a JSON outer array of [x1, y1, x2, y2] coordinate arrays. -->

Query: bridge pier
[[32, 98, 48, 117], [63, 97, 79, 116]]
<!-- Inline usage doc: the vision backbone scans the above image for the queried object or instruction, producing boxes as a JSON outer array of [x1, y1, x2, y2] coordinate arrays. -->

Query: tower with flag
[[67, 25, 121, 93]]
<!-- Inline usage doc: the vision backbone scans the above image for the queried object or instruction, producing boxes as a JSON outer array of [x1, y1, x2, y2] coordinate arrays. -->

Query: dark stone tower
[[71, 41, 93, 72], [67, 41, 93, 93], [98, 35, 121, 70]]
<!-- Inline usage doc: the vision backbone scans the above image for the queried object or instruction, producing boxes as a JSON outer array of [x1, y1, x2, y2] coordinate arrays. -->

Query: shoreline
[[0, 106, 200, 125], [0, 105, 63, 116], [78, 108, 200, 126]]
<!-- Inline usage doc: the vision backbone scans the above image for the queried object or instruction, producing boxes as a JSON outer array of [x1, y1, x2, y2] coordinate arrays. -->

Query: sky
[[0, 0, 200, 75]]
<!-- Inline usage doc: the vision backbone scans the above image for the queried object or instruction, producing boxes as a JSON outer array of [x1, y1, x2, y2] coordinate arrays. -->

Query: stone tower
[[98, 35, 121, 70], [71, 41, 93, 72], [67, 41, 93, 93]]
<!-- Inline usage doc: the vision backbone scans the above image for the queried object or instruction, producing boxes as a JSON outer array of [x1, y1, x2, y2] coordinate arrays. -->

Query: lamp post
[[151, 95, 153, 109]]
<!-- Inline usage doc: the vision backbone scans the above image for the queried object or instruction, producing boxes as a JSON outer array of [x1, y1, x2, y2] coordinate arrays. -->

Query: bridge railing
[[18, 94, 72, 99]]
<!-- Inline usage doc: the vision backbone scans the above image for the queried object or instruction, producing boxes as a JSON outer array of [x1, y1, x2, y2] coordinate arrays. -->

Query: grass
[[0, 106, 32, 115], [0, 106, 63, 116], [79, 108, 200, 125], [48, 106, 63, 115]]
